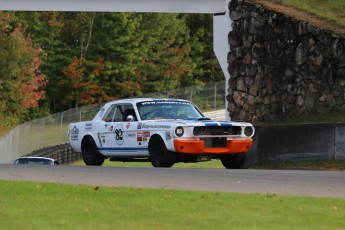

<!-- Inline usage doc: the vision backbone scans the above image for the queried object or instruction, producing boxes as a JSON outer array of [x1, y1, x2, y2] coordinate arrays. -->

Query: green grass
[[0, 180, 344, 230], [269, 0, 345, 29]]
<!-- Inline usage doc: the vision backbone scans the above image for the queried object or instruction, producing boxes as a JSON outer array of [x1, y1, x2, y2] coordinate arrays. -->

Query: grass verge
[[251, 159, 345, 171], [267, 0, 345, 29], [0, 180, 345, 230]]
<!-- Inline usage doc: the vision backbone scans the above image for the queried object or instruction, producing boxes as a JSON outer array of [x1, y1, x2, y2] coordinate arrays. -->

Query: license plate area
[[201, 137, 227, 148]]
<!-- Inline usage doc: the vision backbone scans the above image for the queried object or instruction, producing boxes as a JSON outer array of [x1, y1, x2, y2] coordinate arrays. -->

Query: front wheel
[[81, 137, 105, 166], [149, 136, 176, 168], [220, 153, 246, 169]]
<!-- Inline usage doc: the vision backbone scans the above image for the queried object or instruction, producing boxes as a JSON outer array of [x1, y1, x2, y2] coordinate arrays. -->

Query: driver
[[154, 107, 178, 119]]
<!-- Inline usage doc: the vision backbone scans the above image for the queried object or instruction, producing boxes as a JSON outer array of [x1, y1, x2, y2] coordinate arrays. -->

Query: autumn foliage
[[0, 12, 47, 126], [20, 47, 47, 109], [62, 57, 112, 107]]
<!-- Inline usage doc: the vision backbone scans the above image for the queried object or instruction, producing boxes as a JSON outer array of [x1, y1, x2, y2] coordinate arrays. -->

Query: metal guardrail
[[0, 105, 100, 164]]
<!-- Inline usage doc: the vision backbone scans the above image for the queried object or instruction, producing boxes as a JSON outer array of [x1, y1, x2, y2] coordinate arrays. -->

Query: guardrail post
[[214, 83, 217, 110], [60, 112, 64, 144], [40, 119, 45, 149]]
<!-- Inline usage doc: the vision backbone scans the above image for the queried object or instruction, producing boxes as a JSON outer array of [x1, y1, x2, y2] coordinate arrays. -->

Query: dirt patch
[[250, 0, 345, 36], [251, 159, 345, 171]]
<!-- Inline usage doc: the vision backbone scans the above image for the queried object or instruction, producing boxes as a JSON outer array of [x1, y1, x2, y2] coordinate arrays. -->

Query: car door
[[105, 104, 139, 156]]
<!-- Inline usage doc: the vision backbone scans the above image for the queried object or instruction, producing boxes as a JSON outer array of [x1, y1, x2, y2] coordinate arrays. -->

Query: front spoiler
[[173, 139, 253, 155]]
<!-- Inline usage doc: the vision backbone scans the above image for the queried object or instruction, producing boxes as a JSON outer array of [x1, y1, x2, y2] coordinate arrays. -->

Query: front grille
[[193, 126, 241, 136]]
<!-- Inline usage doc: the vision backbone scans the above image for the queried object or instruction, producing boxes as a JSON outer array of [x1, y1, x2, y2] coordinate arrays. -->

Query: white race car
[[14, 157, 59, 165], [68, 98, 254, 168]]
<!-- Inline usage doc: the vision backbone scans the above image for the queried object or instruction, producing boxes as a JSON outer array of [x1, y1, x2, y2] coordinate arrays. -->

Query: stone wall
[[27, 143, 82, 165], [227, 0, 345, 122]]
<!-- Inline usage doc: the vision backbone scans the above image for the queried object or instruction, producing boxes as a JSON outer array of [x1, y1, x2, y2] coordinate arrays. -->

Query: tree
[[12, 12, 222, 112], [186, 14, 223, 82], [16, 12, 73, 112], [61, 56, 114, 108], [0, 12, 47, 127], [20, 47, 47, 109], [88, 13, 196, 98], [137, 13, 194, 95]]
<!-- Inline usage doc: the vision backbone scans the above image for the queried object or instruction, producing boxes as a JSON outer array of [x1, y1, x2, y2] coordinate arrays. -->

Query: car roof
[[18, 156, 54, 160], [94, 98, 195, 121], [106, 98, 190, 105], [16, 156, 55, 160]]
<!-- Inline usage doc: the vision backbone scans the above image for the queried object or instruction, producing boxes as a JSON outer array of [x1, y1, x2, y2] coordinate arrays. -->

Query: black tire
[[149, 136, 175, 168], [81, 137, 105, 166], [220, 153, 246, 169]]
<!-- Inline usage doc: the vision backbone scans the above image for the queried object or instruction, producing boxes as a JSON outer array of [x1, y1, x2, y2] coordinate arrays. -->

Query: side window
[[103, 105, 117, 122], [102, 104, 137, 122], [121, 105, 137, 121], [113, 107, 123, 122]]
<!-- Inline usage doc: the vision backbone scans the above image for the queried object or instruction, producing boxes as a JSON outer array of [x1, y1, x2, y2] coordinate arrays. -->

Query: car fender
[[68, 122, 100, 152], [81, 133, 99, 147], [147, 131, 174, 151]]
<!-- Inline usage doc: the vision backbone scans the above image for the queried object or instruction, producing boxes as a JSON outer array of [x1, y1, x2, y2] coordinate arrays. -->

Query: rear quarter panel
[[68, 122, 88, 152]]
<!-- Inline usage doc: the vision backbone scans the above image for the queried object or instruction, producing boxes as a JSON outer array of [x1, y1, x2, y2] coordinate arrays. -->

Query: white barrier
[[203, 109, 226, 121]]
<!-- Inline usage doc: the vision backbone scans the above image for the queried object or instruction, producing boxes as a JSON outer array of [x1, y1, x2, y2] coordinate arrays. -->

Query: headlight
[[244, 126, 253, 137], [175, 126, 184, 137]]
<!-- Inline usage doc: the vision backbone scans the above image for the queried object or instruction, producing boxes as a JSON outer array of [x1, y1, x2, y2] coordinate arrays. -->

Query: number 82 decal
[[114, 124, 124, 145]]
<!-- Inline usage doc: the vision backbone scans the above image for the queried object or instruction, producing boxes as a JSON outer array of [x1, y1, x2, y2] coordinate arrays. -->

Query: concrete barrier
[[245, 123, 345, 167]]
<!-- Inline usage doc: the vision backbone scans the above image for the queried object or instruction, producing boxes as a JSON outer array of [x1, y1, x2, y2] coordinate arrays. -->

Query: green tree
[[186, 14, 223, 83], [137, 13, 194, 95], [88, 13, 143, 99], [89, 13, 197, 98]]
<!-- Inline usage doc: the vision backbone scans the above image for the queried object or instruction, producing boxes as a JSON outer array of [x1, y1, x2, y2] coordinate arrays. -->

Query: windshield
[[137, 100, 204, 120], [14, 158, 54, 165]]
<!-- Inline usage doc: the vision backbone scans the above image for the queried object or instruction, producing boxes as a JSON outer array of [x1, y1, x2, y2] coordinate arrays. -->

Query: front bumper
[[173, 139, 253, 155]]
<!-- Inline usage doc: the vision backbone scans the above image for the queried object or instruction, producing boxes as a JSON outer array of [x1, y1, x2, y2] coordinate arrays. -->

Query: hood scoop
[[184, 117, 211, 121], [198, 117, 211, 120]]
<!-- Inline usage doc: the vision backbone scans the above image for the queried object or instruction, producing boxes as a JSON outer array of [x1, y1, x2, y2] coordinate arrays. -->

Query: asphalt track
[[0, 164, 344, 199]]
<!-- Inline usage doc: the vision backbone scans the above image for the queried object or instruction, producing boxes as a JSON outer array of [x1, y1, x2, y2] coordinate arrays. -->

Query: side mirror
[[126, 115, 135, 122]]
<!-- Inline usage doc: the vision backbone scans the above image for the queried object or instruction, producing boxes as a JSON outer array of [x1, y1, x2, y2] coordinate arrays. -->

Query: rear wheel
[[220, 153, 246, 169], [149, 136, 175, 168], [81, 137, 105, 166]]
